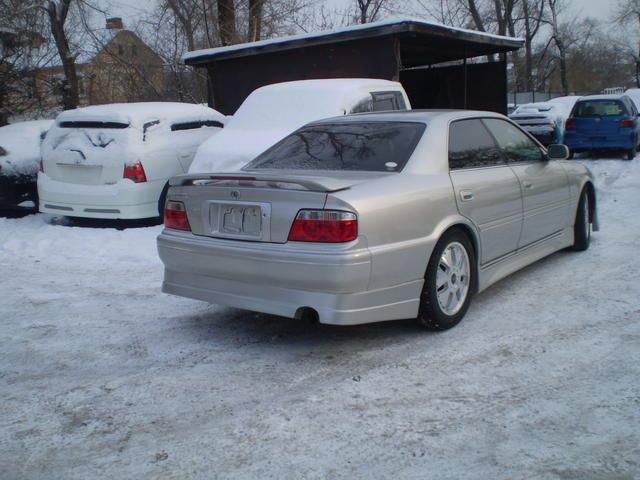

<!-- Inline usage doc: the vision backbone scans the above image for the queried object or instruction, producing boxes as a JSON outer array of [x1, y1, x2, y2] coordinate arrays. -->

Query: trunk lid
[[42, 123, 138, 185], [172, 171, 385, 243]]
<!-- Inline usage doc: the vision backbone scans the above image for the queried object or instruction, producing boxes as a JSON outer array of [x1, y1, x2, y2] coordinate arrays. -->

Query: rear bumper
[[37, 173, 164, 219], [565, 132, 636, 151], [157, 229, 422, 325]]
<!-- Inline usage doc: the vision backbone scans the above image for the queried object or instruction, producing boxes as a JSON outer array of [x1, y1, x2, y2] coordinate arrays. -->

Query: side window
[[448, 119, 505, 170], [171, 119, 224, 131], [350, 96, 373, 114], [349, 91, 408, 114], [372, 91, 407, 111], [142, 120, 160, 141], [483, 118, 544, 163]]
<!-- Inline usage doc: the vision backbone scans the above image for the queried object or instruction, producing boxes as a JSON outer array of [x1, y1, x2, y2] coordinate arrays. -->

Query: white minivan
[[38, 102, 226, 220], [188, 79, 411, 174]]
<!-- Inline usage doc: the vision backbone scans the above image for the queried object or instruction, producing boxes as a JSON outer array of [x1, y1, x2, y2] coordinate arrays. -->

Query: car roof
[[55, 102, 225, 127], [576, 94, 629, 101], [309, 109, 508, 125]]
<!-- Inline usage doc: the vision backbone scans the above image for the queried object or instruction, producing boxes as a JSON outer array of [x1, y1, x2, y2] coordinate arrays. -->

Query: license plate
[[221, 205, 262, 235]]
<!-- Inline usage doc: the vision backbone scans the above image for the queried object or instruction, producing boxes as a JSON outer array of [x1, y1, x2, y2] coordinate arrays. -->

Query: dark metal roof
[[184, 17, 524, 67]]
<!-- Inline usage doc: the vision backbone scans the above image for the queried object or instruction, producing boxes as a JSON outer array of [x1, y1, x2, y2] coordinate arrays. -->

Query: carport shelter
[[183, 17, 524, 116]]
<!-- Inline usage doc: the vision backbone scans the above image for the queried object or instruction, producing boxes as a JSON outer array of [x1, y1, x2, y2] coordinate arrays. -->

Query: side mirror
[[547, 144, 570, 160]]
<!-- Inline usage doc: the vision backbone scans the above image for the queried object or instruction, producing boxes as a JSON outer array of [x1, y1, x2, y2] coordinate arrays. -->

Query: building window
[[118, 44, 124, 55], [131, 45, 137, 57]]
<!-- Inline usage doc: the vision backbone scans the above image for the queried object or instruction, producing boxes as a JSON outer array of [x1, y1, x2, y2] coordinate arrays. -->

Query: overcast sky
[[102, 0, 617, 31]]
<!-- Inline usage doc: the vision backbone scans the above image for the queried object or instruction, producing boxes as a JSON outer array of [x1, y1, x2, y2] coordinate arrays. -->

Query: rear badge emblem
[[230, 190, 240, 200]]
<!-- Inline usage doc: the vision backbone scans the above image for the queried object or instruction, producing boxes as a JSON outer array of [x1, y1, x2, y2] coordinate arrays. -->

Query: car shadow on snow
[[47, 215, 162, 230], [169, 246, 588, 352], [574, 151, 636, 161], [174, 305, 431, 351]]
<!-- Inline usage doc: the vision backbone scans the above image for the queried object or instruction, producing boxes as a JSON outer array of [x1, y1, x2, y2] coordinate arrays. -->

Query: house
[[33, 17, 164, 110], [183, 17, 524, 115]]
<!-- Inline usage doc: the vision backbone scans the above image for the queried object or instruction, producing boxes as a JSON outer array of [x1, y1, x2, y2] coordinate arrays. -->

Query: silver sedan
[[157, 110, 598, 329]]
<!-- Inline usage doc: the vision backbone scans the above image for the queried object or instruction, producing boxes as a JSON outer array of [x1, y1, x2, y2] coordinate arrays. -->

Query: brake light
[[39, 159, 44, 173], [164, 200, 191, 231], [620, 117, 635, 128], [288, 210, 357, 243], [565, 119, 576, 130], [123, 161, 147, 183]]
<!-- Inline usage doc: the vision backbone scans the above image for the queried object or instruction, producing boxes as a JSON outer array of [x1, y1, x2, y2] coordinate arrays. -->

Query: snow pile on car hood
[[189, 79, 406, 173], [0, 120, 53, 177]]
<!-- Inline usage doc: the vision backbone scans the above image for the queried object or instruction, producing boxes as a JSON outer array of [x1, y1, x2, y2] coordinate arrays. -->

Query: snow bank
[[189, 79, 406, 173], [0, 120, 53, 177]]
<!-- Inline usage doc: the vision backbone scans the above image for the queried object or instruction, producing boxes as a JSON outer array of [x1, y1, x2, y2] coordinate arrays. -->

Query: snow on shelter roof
[[184, 17, 524, 67], [54, 102, 225, 127]]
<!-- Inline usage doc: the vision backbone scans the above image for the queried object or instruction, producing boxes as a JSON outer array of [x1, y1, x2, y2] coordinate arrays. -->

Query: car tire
[[568, 149, 574, 160], [571, 189, 591, 252], [158, 182, 170, 219], [417, 229, 476, 330], [626, 148, 635, 160]]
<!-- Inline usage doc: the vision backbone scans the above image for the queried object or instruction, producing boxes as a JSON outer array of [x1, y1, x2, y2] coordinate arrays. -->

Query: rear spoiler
[[169, 172, 349, 193]]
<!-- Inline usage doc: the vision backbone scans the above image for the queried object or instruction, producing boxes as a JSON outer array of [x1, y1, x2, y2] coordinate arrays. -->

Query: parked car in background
[[158, 110, 597, 330], [188, 79, 411, 174], [509, 96, 580, 145], [38, 103, 226, 220], [0, 120, 53, 212], [564, 94, 640, 160], [624, 88, 640, 110]]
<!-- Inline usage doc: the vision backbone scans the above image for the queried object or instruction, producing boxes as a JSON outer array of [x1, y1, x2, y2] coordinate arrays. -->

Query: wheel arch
[[430, 218, 481, 294], [581, 180, 598, 230]]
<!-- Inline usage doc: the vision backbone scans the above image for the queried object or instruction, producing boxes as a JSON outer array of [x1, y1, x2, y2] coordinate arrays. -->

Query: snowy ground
[[1, 158, 639, 479]]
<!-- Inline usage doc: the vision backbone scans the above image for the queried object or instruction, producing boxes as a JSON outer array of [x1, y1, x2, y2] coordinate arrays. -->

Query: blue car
[[564, 94, 640, 160]]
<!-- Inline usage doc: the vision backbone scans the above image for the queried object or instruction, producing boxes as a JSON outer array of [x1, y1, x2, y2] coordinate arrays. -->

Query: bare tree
[[217, 0, 237, 45], [248, 0, 263, 41], [616, 0, 640, 86], [355, 0, 387, 24], [546, 0, 568, 94], [44, 0, 79, 110]]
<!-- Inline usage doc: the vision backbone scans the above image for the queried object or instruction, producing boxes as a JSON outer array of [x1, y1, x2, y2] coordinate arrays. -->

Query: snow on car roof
[[54, 102, 225, 127], [577, 94, 629, 101], [183, 16, 524, 63]]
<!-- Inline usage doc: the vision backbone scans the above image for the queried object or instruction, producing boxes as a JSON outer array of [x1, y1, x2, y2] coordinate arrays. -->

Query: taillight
[[39, 159, 44, 173], [123, 161, 147, 183], [164, 200, 191, 231], [620, 117, 635, 128], [565, 119, 576, 130], [288, 210, 357, 243]]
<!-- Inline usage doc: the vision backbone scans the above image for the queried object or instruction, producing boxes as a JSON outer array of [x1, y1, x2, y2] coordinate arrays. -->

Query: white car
[[509, 96, 580, 146], [188, 79, 411, 174], [38, 103, 226, 220], [624, 88, 640, 110]]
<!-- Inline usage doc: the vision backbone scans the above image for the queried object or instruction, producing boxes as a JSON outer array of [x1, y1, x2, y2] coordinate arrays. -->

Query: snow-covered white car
[[188, 79, 411, 174], [509, 96, 580, 145], [38, 103, 226, 220], [624, 88, 640, 110], [0, 120, 53, 211]]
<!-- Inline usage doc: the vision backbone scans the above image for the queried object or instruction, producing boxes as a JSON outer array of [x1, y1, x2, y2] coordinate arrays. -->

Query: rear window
[[244, 122, 425, 172], [572, 100, 628, 117], [58, 121, 129, 129]]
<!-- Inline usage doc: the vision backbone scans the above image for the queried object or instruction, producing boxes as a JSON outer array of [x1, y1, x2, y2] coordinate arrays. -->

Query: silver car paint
[[157, 110, 597, 325]]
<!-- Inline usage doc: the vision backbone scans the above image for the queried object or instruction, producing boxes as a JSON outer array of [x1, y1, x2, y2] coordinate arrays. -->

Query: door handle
[[523, 182, 535, 189], [460, 190, 474, 201]]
